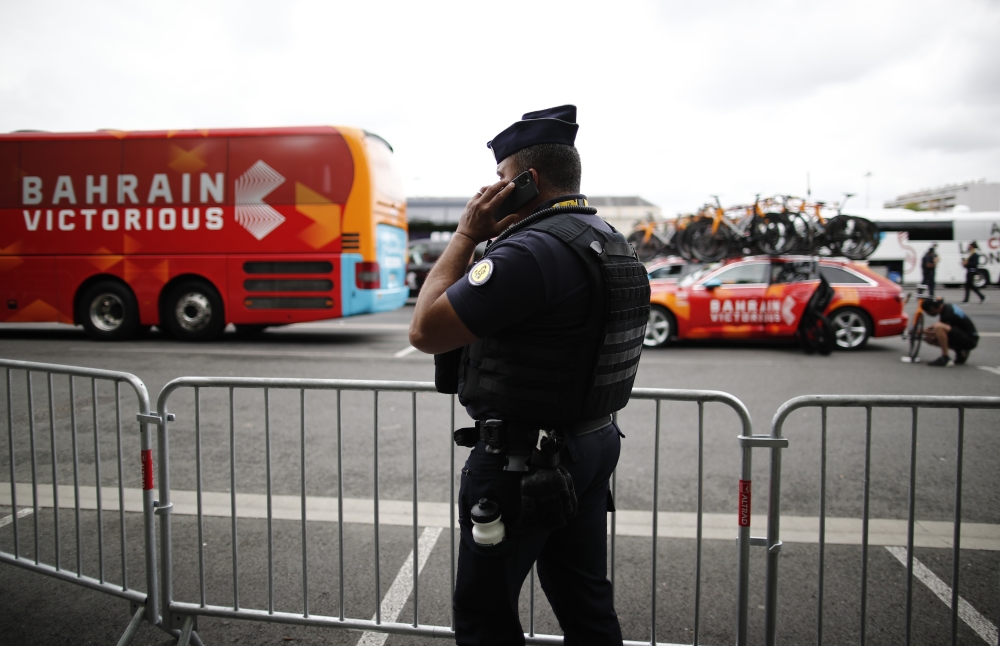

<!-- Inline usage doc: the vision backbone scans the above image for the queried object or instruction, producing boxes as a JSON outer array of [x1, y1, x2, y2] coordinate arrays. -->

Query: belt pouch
[[434, 347, 462, 394]]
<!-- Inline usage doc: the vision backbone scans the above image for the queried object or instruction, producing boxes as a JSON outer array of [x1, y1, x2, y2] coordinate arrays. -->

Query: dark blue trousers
[[453, 423, 623, 645]]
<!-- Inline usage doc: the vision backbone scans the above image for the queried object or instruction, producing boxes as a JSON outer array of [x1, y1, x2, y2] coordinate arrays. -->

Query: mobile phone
[[493, 171, 538, 221]]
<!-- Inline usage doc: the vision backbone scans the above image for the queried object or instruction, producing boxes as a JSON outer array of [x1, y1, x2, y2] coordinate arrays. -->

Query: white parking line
[[393, 345, 419, 358], [978, 366, 1000, 376], [885, 546, 998, 644], [5, 483, 1000, 550], [68, 346, 427, 361], [0, 507, 34, 528], [356, 526, 442, 645]]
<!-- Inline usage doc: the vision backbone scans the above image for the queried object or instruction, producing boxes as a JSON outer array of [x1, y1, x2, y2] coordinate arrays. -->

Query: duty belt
[[453, 415, 613, 470]]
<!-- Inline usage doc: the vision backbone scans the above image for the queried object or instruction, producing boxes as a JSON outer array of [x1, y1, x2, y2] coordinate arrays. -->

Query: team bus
[[0, 126, 409, 340], [845, 208, 1000, 288]]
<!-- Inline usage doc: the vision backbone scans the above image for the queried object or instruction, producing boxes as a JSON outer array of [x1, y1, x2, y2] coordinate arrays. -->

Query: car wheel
[[163, 279, 226, 341], [78, 280, 140, 341], [830, 307, 871, 350], [644, 306, 675, 348]]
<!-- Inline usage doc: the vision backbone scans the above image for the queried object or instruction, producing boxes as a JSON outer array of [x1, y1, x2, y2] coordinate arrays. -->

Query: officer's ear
[[528, 168, 540, 190]]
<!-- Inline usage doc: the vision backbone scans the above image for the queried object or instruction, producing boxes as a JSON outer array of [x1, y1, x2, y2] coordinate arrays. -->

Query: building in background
[[407, 195, 660, 239], [884, 179, 1000, 212], [406, 197, 468, 238], [587, 196, 661, 233]]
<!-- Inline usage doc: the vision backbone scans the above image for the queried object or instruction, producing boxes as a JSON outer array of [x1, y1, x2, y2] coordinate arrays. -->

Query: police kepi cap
[[487, 105, 579, 163]]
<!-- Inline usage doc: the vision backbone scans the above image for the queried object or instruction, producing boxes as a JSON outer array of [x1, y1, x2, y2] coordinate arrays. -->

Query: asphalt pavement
[[1, 286, 998, 645]]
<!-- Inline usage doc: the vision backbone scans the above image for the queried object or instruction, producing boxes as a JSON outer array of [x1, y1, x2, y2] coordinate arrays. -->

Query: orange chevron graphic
[[2, 240, 24, 255], [5, 299, 61, 323], [124, 259, 169, 284], [0, 256, 23, 272], [167, 143, 208, 173], [124, 234, 142, 254], [166, 129, 210, 138], [1, 240, 24, 271], [295, 182, 341, 250], [89, 255, 123, 272]]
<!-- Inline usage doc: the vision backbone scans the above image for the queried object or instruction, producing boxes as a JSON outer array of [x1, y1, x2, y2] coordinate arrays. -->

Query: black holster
[[520, 431, 577, 530], [434, 348, 462, 394]]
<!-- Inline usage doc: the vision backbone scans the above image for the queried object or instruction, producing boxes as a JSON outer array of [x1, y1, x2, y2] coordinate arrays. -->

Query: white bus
[[844, 208, 999, 288]]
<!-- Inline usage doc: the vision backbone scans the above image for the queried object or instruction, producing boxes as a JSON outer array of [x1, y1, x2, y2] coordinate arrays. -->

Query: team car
[[644, 256, 908, 350], [645, 257, 706, 284]]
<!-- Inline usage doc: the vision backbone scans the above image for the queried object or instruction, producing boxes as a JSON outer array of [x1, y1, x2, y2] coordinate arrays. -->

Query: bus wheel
[[164, 279, 225, 341], [79, 281, 140, 341], [973, 270, 990, 290]]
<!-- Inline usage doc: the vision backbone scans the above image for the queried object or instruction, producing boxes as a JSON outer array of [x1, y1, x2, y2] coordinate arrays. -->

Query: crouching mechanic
[[409, 105, 649, 645], [922, 298, 979, 367]]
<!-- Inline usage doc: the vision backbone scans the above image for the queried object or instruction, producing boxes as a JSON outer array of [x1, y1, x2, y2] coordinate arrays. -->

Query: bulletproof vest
[[455, 210, 650, 424]]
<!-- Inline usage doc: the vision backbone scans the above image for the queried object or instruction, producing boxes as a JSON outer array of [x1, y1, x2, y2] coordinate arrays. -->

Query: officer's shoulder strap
[[526, 211, 635, 257]]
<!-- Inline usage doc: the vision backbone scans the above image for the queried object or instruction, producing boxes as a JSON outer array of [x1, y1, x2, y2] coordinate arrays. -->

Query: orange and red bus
[[0, 126, 408, 340]]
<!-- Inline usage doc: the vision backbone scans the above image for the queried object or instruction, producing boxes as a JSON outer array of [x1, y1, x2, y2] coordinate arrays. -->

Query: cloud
[[0, 0, 997, 214]]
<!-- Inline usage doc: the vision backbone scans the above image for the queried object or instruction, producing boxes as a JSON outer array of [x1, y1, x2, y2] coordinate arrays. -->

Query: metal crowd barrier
[[0, 358, 168, 644], [759, 394, 1000, 646], [148, 377, 752, 646]]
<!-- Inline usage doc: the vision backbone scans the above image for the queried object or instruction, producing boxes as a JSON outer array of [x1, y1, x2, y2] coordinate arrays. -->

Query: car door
[[687, 261, 770, 337], [763, 260, 819, 336]]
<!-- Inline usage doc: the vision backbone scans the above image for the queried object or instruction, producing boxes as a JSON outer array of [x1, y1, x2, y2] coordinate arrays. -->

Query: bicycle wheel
[[674, 219, 699, 260], [787, 212, 814, 253], [687, 219, 734, 262], [828, 216, 877, 260], [627, 231, 662, 262], [754, 212, 796, 255], [908, 314, 924, 362]]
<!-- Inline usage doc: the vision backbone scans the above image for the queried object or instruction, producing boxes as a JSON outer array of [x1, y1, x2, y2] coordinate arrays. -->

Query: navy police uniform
[[441, 107, 649, 645]]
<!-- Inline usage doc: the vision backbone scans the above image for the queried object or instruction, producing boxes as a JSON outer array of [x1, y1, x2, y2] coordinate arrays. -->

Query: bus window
[[366, 134, 405, 204], [877, 221, 954, 241]]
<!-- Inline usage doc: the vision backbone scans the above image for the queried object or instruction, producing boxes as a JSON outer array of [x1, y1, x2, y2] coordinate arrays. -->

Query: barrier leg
[[176, 615, 195, 646], [116, 605, 145, 646]]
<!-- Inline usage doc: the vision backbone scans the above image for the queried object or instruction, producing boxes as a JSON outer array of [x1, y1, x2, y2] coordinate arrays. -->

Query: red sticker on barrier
[[738, 479, 752, 527], [142, 450, 154, 490]]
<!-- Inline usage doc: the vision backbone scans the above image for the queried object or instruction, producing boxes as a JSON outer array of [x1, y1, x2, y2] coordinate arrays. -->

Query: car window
[[711, 263, 769, 285], [680, 263, 718, 287], [771, 261, 815, 284], [650, 266, 682, 278], [819, 266, 869, 284]]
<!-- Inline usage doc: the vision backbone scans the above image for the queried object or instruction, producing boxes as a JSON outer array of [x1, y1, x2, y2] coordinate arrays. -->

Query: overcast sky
[[2, 0, 998, 216]]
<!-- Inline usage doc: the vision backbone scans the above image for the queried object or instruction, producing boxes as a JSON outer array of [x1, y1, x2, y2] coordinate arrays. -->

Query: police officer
[[409, 106, 648, 645], [922, 298, 979, 366], [921, 243, 938, 296]]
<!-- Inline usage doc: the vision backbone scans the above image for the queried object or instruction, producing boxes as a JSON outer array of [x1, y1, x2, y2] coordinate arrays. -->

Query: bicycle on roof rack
[[627, 213, 687, 261], [780, 192, 880, 260], [682, 194, 796, 262]]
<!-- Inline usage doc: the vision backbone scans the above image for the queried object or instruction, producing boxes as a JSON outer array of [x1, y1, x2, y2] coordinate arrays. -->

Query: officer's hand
[[455, 180, 518, 243]]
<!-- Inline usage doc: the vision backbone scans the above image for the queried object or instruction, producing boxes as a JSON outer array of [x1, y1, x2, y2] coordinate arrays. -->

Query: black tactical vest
[[455, 209, 650, 425]]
